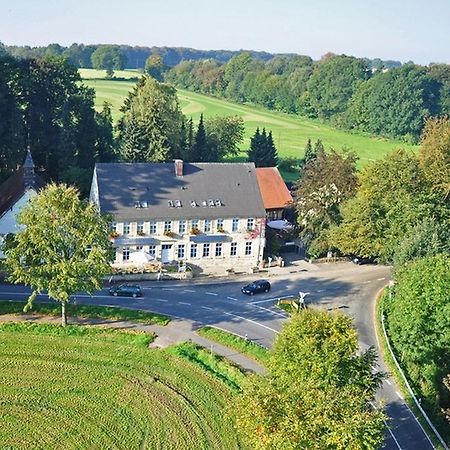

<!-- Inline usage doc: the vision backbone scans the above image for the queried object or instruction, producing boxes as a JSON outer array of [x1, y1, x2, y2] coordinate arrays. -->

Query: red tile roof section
[[255, 167, 293, 210]]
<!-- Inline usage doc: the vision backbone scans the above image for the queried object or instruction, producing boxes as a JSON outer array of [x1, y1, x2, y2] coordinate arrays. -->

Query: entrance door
[[161, 244, 173, 263]]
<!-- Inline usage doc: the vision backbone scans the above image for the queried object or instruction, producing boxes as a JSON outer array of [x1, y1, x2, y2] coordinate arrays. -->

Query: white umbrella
[[267, 220, 294, 230], [129, 251, 155, 264]]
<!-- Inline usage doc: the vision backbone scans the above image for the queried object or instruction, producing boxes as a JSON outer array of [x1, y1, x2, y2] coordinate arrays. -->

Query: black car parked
[[109, 284, 143, 298], [241, 279, 271, 295], [352, 256, 376, 265]]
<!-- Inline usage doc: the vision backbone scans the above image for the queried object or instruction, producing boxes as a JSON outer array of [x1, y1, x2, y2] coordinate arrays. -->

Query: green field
[[0, 322, 244, 449], [81, 68, 417, 170]]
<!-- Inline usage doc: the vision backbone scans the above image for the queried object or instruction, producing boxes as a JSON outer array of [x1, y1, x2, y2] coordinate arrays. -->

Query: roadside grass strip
[[197, 326, 269, 365], [0, 322, 243, 450], [0, 300, 170, 325], [376, 291, 448, 450]]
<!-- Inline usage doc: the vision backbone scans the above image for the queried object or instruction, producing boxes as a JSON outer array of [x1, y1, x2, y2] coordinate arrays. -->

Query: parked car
[[241, 279, 271, 295], [109, 284, 143, 298], [352, 256, 376, 265]]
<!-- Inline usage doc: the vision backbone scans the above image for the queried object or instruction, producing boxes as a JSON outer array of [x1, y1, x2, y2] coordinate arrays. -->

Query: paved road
[[0, 261, 435, 449]]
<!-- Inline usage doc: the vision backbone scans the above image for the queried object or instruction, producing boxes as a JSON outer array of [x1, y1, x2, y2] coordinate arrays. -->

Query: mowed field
[[81, 69, 417, 169], [0, 322, 244, 450]]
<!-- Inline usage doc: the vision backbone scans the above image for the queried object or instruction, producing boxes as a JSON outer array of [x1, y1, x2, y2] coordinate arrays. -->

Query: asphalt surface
[[0, 261, 436, 450]]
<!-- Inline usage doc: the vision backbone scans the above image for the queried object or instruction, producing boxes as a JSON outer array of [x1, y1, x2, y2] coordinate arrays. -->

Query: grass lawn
[[81, 68, 417, 179], [0, 322, 245, 449], [0, 300, 170, 325]]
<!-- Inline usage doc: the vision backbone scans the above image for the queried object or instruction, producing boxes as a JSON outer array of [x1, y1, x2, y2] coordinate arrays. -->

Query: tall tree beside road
[[387, 255, 450, 425], [235, 310, 385, 450], [5, 184, 112, 326], [118, 75, 184, 162], [91, 45, 126, 78], [295, 148, 357, 256]]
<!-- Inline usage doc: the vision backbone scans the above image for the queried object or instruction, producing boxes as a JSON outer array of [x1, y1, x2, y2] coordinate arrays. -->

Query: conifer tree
[[247, 127, 262, 164], [248, 127, 278, 167], [314, 139, 325, 155], [263, 130, 278, 167], [303, 138, 316, 165], [191, 114, 208, 161]]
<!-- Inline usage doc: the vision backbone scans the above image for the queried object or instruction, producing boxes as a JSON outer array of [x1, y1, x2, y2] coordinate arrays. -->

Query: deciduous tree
[[5, 184, 112, 326], [235, 310, 385, 450]]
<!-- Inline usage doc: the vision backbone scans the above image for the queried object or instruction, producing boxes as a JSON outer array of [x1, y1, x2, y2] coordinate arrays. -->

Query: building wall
[[111, 216, 266, 274], [0, 190, 37, 258]]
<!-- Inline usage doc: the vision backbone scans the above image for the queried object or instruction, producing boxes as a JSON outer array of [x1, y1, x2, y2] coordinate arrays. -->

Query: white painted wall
[[0, 189, 37, 258]]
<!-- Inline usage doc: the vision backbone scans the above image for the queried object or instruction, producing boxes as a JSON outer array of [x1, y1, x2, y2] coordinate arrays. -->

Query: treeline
[[0, 52, 115, 193], [165, 52, 450, 141], [2, 42, 281, 69]]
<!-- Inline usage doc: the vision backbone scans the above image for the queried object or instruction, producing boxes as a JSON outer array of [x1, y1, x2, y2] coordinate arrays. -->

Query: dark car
[[352, 256, 376, 265], [109, 284, 143, 298], [241, 279, 271, 296]]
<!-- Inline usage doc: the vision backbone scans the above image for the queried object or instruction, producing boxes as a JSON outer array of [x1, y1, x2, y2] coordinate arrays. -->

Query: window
[[137, 221, 144, 234], [216, 219, 224, 231], [245, 241, 252, 255], [123, 222, 131, 235], [230, 242, 237, 256], [191, 219, 199, 230], [232, 218, 239, 232], [148, 245, 156, 257], [247, 218, 254, 230], [215, 243, 222, 257], [203, 243, 210, 257], [164, 221, 172, 232], [204, 219, 211, 232], [122, 247, 130, 261], [111, 221, 117, 232], [136, 245, 143, 251], [178, 220, 186, 234], [190, 244, 198, 258], [177, 244, 185, 259], [149, 221, 157, 234]]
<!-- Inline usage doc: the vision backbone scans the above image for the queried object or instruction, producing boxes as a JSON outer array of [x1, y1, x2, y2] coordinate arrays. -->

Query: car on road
[[352, 256, 376, 265], [241, 279, 271, 295], [109, 284, 143, 298]]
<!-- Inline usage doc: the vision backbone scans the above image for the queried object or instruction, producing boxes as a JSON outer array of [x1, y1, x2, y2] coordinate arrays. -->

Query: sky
[[1, 0, 449, 65]]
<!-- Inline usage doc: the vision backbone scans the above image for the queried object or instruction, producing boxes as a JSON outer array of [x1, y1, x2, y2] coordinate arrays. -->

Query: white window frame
[[245, 241, 252, 256], [178, 220, 187, 234], [215, 243, 222, 257], [122, 247, 130, 261], [177, 244, 185, 259], [149, 221, 157, 234], [123, 222, 131, 235], [203, 243, 210, 258], [164, 221, 172, 232], [190, 243, 198, 258], [247, 218, 255, 230], [204, 219, 212, 233], [230, 242, 237, 256], [232, 218, 239, 232]]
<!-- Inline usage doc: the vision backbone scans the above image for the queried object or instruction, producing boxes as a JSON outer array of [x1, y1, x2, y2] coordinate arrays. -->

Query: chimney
[[174, 159, 183, 177]]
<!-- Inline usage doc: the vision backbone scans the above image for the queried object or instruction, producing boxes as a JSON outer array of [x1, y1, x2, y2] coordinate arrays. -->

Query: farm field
[[81, 69, 417, 170], [0, 322, 244, 450]]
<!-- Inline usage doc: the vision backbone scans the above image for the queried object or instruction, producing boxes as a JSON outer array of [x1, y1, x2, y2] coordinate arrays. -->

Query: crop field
[[0, 322, 244, 450], [81, 68, 416, 170]]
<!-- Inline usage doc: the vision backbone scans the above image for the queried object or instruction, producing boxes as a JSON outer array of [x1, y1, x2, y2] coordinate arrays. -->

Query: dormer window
[[190, 201, 197, 207], [168, 200, 174, 208], [175, 200, 182, 207], [215, 199, 222, 206], [208, 199, 215, 207], [202, 200, 207, 207]]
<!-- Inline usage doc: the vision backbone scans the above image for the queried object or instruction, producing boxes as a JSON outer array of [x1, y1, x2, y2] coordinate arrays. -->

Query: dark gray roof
[[93, 162, 266, 220]]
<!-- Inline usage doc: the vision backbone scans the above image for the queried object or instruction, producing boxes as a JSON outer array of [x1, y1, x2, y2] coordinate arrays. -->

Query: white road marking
[[250, 296, 283, 304], [201, 306, 213, 310], [227, 296, 238, 301], [363, 280, 372, 284], [183, 289, 195, 293], [253, 304, 288, 318], [205, 292, 218, 296], [178, 302, 191, 306], [396, 391, 403, 400], [385, 379, 392, 385], [224, 312, 279, 333], [317, 289, 324, 293], [369, 401, 403, 450], [377, 277, 386, 281], [162, 288, 175, 291], [155, 299, 168, 302]]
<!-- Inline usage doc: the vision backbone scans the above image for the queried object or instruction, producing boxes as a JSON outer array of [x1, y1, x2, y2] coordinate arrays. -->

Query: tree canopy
[[118, 75, 184, 162], [247, 127, 278, 167], [235, 310, 385, 450], [91, 45, 126, 78], [5, 184, 112, 325]]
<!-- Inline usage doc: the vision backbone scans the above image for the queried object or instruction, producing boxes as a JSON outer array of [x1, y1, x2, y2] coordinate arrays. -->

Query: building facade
[[90, 160, 267, 275]]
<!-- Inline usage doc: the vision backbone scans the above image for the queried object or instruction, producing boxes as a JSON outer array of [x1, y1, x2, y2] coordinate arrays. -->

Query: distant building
[[0, 150, 46, 257], [90, 160, 267, 275]]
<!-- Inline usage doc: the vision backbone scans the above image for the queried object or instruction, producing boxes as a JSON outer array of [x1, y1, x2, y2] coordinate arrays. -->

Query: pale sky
[[1, 0, 449, 64]]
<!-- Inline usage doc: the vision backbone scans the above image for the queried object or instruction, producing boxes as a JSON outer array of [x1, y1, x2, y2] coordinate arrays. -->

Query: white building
[[0, 151, 45, 257], [89, 160, 267, 275]]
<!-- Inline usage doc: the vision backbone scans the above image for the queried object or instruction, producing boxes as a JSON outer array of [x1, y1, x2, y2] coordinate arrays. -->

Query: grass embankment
[[375, 292, 447, 449], [198, 326, 269, 365], [0, 322, 245, 449], [0, 300, 169, 325], [80, 68, 417, 180]]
